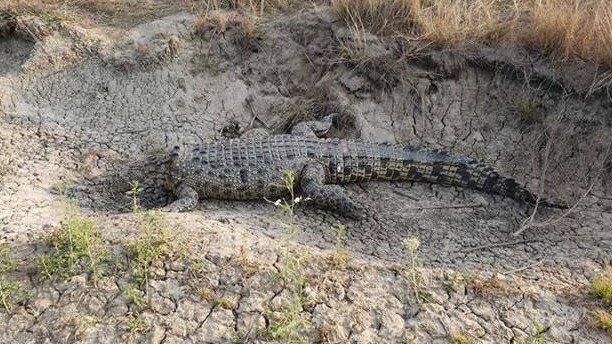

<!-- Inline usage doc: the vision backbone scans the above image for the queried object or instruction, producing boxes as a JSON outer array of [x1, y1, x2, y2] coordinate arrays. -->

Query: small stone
[[147, 323, 166, 344]]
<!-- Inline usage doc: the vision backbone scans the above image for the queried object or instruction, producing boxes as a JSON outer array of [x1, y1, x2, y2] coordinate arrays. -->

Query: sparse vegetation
[[512, 95, 545, 126], [123, 284, 147, 307], [0, 280, 18, 312], [333, 0, 612, 70], [35, 207, 106, 282], [5, 0, 611, 71], [126, 313, 147, 333], [262, 293, 308, 343], [527, 319, 547, 344], [197, 286, 214, 302], [263, 170, 310, 342], [404, 236, 429, 304], [329, 222, 349, 268], [0, 243, 17, 275], [450, 331, 472, 344], [124, 181, 179, 299], [124, 209, 171, 290], [590, 267, 612, 305], [214, 296, 235, 309], [591, 309, 612, 334]]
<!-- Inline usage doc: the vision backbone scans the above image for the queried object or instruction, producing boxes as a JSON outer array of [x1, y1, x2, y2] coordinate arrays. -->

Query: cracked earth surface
[[1, 6, 611, 343]]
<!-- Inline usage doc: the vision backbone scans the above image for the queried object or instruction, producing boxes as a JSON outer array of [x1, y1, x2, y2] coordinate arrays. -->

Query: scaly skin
[[161, 135, 558, 217]]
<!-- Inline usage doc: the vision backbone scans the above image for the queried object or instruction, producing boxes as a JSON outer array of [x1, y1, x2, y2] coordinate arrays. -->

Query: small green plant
[[267, 170, 309, 240], [590, 267, 612, 304], [263, 294, 308, 343], [0, 243, 17, 274], [404, 236, 429, 304], [127, 314, 146, 333], [273, 247, 307, 291], [0, 243, 19, 312], [0, 280, 18, 312], [268, 170, 308, 292], [229, 328, 248, 344], [330, 222, 348, 268], [527, 319, 546, 344], [592, 309, 612, 333], [35, 208, 105, 282], [125, 210, 170, 287], [126, 180, 143, 213], [123, 284, 146, 307], [263, 171, 309, 343], [451, 331, 472, 344], [512, 96, 545, 126], [124, 181, 173, 298]]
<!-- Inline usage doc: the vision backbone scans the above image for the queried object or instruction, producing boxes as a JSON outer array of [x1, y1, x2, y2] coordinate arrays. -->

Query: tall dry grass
[[332, 0, 612, 69], [525, 0, 612, 68], [2, 0, 611, 69]]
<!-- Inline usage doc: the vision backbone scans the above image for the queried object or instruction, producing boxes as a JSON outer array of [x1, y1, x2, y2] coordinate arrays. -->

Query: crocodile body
[[162, 134, 550, 217]]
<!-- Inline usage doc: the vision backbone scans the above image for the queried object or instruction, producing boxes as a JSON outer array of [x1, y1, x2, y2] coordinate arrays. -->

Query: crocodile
[[156, 118, 562, 218]]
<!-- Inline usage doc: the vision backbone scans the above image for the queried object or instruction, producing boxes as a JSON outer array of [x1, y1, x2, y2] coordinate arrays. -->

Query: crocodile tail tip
[[509, 179, 568, 209]]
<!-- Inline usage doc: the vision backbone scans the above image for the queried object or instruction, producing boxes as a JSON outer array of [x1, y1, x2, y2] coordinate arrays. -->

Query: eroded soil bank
[[1, 6, 611, 343]]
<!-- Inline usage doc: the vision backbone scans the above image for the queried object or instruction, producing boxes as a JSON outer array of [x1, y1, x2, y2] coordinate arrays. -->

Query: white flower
[[274, 199, 282, 206], [404, 237, 421, 252], [294, 197, 302, 204]]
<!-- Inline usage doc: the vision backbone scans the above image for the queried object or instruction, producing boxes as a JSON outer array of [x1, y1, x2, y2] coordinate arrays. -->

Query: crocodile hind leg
[[291, 113, 338, 138], [162, 184, 199, 212], [299, 163, 362, 219]]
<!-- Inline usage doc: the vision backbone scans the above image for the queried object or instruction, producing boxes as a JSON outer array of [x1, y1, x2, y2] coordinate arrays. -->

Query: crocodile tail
[[390, 146, 566, 209], [459, 161, 567, 209]]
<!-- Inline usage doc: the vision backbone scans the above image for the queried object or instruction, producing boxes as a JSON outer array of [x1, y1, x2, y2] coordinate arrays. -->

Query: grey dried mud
[[1, 7, 611, 343]]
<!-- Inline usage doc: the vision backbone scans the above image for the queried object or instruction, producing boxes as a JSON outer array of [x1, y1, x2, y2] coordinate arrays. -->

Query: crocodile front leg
[[162, 184, 199, 212], [299, 163, 362, 219]]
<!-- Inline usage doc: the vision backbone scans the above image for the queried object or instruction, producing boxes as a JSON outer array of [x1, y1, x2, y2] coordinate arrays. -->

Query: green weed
[[0, 280, 18, 312], [127, 314, 146, 333], [124, 180, 183, 300], [590, 267, 612, 304], [0, 243, 17, 274], [262, 294, 308, 343], [123, 284, 146, 307], [329, 222, 348, 268], [404, 236, 430, 304], [263, 170, 309, 343], [35, 208, 105, 282], [125, 210, 171, 288], [451, 332, 472, 344]]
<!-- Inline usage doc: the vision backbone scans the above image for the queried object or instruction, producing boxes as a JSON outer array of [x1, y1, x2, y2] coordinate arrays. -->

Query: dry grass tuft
[[590, 267, 612, 305], [332, 0, 612, 69], [417, 0, 517, 47], [332, 0, 420, 36], [592, 309, 612, 334], [2, 0, 171, 27], [524, 0, 612, 68]]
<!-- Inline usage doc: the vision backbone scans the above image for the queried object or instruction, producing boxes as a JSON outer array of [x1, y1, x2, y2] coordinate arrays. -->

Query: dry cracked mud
[[1, 6, 612, 344]]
